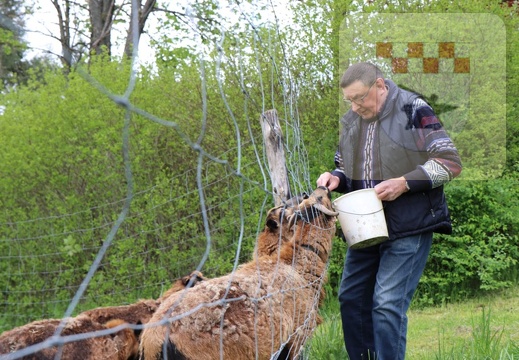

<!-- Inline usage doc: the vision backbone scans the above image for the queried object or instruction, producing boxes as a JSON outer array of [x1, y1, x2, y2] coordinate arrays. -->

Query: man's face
[[342, 79, 384, 120]]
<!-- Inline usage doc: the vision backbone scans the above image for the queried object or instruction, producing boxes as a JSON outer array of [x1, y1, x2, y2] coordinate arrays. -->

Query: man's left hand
[[374, 177, 408, 201]]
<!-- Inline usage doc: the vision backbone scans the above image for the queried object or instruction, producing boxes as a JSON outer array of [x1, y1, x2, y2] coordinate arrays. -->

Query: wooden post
[[260, 109, 291, 206]]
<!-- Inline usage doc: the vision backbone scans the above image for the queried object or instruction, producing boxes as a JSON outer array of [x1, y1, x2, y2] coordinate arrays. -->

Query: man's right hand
[[316, 172, 340, 191]]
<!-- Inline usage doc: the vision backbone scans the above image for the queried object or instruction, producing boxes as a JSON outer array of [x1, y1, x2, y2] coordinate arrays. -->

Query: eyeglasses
[[343, 80, 376, 106]]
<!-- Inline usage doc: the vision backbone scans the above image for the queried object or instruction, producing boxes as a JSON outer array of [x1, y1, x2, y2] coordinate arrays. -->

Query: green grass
[[303, 287, 519, 359]]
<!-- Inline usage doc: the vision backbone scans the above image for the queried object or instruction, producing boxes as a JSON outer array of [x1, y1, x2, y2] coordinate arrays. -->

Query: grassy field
[[407, 287, 519, 359], [304, 286, 519, 359]]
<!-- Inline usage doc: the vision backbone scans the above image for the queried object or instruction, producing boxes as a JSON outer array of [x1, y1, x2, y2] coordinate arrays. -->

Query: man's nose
[[351, 102, 361, 112]]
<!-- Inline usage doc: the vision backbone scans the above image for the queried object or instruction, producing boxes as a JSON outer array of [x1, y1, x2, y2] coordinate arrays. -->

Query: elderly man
[[317, 62, 462, 360]]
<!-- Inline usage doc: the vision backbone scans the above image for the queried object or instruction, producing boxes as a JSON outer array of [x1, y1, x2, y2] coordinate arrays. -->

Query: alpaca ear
[[313, 203, 339, 216], [181, 275, 191, 286], [195, 272, 205, 282], [266, 218, 279, 230], [287, 212, 299, 229]]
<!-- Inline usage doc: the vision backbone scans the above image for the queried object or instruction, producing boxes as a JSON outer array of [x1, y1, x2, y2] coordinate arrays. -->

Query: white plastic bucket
[[333, 188, 389, 249]]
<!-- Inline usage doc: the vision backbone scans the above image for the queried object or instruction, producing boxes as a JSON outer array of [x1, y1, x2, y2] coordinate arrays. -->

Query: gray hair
[[340, 62, 385, 88]]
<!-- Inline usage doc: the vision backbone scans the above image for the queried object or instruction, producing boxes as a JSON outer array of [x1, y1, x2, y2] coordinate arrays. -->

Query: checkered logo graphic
[[376, 42, 470, 74]]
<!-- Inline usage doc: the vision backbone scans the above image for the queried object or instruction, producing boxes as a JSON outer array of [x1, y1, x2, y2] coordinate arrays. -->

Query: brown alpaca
[[0, 271, 205, 360], [78, 271, 206, 327], [254, 193, 309, 259], [79, 299, 160, 328], [0, 315, 139, 360], [139, 186, 338, 360]]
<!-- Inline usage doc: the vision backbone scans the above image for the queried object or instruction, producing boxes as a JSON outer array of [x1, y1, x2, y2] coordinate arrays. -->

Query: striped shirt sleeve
[[405, 98, 462, 190]]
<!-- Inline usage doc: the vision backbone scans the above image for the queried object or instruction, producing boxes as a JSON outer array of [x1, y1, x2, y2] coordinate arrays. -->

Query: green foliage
[[306, 295, 519, 360], [432, 307, 518, 360], [471, 308, 505, 359], [325, 231, 347, 296], [1, 0, 519, 339], [0, 0, 42, 89], [504, 5, 519, 171], [320, 0, 519, 306], [301, 296, 348, 360], [0, 27, 27, 88], [416, 177, 519, 306], [0, 54, 271, 329]]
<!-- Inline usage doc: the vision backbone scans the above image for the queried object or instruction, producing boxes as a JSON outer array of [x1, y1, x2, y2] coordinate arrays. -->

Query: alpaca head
[[255, 193, 310, 258], [265, 192, 309, 232], [290, 186, 338, 224], [180, 271, 206, 288], [288, 186, 338, 262]]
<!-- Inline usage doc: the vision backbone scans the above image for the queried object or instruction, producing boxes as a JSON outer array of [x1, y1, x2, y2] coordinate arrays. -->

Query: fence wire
[[0, 1, 327, 359]]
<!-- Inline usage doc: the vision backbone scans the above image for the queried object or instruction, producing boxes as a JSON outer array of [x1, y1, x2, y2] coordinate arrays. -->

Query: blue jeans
[[338, 232, 433, 360]]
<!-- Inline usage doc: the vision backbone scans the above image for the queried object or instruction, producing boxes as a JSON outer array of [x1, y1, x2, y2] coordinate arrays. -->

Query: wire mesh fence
[[0, 1, 329, 359]]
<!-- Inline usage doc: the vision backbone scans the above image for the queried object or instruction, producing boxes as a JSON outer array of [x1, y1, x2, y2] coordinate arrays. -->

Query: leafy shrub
[[416, 177, 519, 306], [0, 56, 270, 330]]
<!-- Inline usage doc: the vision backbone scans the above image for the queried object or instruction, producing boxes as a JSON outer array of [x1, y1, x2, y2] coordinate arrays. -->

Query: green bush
[[416, 177, 519, 306], [2, 1, 519, 332], [0, 56, 270, 330]]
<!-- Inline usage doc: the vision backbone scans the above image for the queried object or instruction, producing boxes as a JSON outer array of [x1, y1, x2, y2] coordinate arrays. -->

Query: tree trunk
[[88, 0, 115, 56], [123, 0, 156, 58], [51, 0, 73, 70]]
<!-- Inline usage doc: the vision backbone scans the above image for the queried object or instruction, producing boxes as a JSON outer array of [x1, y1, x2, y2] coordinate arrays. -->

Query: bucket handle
[[334, 207, 385, 216]]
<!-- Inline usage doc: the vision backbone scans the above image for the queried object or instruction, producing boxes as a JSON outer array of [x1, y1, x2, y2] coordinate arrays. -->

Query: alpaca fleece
[[0, 271, 205, 360], [139, 186, 337, 360], [0, 315, 139, 360], [80, 299, 159, 328]]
